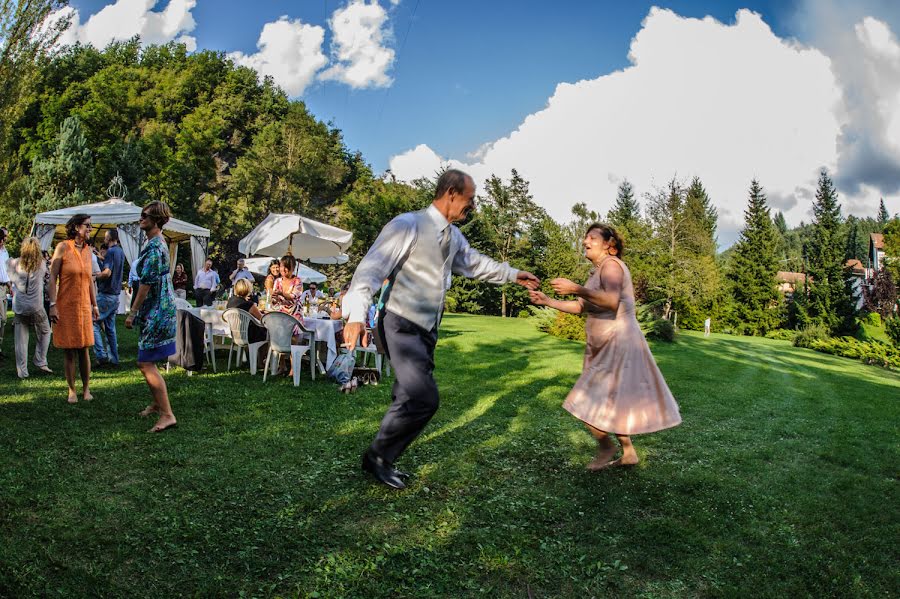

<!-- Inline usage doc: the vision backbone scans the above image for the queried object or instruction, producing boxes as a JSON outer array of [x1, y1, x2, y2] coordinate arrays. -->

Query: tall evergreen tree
[[798, 170, 855, 333], [607, 180, 639, 228], [878, 198, 890, 227], [26, 115, 94, 213], [727, 179, 779, 334], [682, 176, 718, 256]]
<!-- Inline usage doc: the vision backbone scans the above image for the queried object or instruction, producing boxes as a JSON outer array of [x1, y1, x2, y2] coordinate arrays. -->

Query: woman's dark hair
[[269, 259, 280, 273], [65, 214, 91, 239], [141, 201, 172, 228], [280, 254, 297, 273], [585, 222, 625, 257]]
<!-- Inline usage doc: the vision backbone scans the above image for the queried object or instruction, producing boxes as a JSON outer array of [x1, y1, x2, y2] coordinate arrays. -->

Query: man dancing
[[342, 169, 540, 489]]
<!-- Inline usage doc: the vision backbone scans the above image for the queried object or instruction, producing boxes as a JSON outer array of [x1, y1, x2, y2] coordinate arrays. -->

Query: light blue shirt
[[194, 268, 219, 290]]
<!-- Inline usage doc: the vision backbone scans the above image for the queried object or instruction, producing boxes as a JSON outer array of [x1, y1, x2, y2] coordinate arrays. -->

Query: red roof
[[777, 271, 807, 284], [845, 259, 865, 275], [871, 233, 884, 250]]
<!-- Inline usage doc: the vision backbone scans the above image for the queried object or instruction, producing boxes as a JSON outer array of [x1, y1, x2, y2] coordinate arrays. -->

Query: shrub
[[765, 329, 798, 342], [444, 295, 458, 313], [793, 324, 830, 348], [886, 318, 900, 347], [805, 336, 900, 370], [861, 312, 882, 327], [525, 306, 559, 332], [547, 312, 586, 341], [645, 318, 675, 342]]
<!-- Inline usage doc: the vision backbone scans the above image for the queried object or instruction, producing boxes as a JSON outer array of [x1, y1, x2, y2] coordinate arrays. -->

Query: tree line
[[1, 24, 897, 337]]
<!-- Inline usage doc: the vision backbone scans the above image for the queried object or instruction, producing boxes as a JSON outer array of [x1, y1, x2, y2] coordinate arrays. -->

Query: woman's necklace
[[74, 240, 84, 249]]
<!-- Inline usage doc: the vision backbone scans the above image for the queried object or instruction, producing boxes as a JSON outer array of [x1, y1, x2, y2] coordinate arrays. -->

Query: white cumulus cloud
[[56, 0, 198, 51], [229, 17, 327, 97], [319, 0, 395, 89], [390, 8, 892, 245]]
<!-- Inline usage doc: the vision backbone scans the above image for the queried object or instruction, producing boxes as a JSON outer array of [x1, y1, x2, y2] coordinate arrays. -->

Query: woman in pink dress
[[268, 254, 302, 315], [530, 223, 681, 470]]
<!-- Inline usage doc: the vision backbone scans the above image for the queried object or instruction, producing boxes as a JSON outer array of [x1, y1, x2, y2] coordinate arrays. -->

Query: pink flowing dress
[[563, 256, 682, 435]]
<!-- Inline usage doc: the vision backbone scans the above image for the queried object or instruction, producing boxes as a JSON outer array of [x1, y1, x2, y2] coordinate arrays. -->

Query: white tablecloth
[[186, 307, 231, 338], [117, 290, 132, 314], [301, 317, 343, 370]]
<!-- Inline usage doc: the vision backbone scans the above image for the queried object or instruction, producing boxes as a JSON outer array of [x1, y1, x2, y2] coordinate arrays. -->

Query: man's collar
[[427, 203, 450, 231]]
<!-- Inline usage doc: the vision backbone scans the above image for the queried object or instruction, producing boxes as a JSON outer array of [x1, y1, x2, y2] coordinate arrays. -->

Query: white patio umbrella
[[243, 257, 328, 283], [238, 213, 352, 260]]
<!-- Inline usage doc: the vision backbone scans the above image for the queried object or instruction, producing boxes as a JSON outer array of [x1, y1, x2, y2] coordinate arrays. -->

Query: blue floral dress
[[135, 235, 176, 362]]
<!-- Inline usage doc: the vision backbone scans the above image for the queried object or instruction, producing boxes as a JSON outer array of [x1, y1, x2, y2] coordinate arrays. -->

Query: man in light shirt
[[342, 169, 540, 490], [299, 282, 326, 305], [229, 258, 254, 287], [0, 227, 10, 358], [194, 259, 219, 306]]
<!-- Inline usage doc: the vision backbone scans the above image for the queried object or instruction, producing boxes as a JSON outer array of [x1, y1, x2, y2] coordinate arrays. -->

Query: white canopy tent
[[31, 198, 211, 280], [243, 257, 327, 283], [238, 213, 352, 260]]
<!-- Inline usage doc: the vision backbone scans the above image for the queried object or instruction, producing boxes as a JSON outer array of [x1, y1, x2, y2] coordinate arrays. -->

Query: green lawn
[[1, 314, 898, 597]]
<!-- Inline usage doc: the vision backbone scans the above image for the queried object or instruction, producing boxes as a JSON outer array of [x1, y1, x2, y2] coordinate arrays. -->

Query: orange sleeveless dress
[[53, 240, 94, 349]]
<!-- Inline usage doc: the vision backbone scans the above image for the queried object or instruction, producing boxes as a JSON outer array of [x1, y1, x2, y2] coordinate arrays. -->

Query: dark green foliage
[[794, 170, 856, 335], [644, 318, 676, 342], [801, 336, 900, 369], [727, 180, 780, 335], [878, 198, 890, 226], [1, 41, 362, 260], [606, 180, 639, 229], [886, 318, 900, 347], [764, 329, 798, 342], [792, 323, 831, 348]]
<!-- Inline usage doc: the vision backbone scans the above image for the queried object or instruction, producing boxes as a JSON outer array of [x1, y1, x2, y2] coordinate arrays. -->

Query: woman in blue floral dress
[[125, 201, 177, 433]]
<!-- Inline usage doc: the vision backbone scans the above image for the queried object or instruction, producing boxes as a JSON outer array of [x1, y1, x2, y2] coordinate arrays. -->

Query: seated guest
[[226, 279, 267, 344], [300, 282, 326, 305], [268, 255, 302, 315]]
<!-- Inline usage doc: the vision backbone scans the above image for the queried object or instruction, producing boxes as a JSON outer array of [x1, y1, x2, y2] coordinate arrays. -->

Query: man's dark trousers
[[369, 310, 439, 465]]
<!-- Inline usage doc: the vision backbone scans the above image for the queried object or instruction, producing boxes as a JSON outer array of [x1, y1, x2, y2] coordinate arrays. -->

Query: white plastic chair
[[223, 308, 268, 375], [261, 312, 313, 386], [353, 328, 391, 377], [174, 297, 192, 311]]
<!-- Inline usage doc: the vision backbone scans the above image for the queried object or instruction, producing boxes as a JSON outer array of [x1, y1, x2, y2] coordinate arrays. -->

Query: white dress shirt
[[300, 289, 325, 304], [0, 247, 9, 283], [343, 204, 519, 324]]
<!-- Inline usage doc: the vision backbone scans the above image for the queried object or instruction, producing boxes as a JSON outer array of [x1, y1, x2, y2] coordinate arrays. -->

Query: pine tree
[[800, 170, 855, 334], [844, 215, 860, 261], [26, 115, 95, 214], [878, 198, 890, 227], [682, 176, 718, 256], [727, 179, 780, 334], [607, 180, 640, 228]]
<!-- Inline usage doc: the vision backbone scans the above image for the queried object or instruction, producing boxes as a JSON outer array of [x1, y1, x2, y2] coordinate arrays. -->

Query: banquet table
[[185, 306, 231, 372], [300, 316, 343, 371]]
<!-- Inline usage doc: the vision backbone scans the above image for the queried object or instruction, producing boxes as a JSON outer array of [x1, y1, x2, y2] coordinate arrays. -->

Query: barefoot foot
[[82, 392, 93, 401], [67, 393, 78, 404], [586, 446, 618, 471], [149, 415, 177, 433], [599, 455, 640, 470], [139, 405, 158, 418]]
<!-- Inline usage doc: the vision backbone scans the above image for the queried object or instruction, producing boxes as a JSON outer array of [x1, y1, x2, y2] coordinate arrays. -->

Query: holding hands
[[550, 277, 580, 295], [515, 270, 540, 290]]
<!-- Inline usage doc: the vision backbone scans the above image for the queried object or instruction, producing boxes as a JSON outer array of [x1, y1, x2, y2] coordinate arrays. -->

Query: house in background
[[845, 259, 867, 310], [868, 233, 884, 277], [776, 271, 807, 299]]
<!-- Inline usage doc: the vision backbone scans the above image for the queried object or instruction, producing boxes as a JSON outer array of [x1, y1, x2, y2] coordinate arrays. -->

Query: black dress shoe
[[361, 451, 406, 490]]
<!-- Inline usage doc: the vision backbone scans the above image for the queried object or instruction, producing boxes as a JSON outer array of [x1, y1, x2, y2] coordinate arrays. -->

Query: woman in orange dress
[[530, 223, 681, 470], [48, 214, 99, 404]]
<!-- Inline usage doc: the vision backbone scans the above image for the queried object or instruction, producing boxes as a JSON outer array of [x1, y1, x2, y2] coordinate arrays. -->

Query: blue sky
[[63, 1, 900, 242], [69, 0, 791, 172]]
